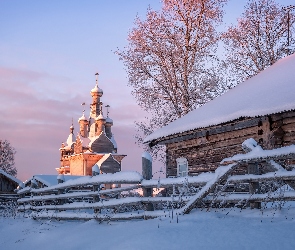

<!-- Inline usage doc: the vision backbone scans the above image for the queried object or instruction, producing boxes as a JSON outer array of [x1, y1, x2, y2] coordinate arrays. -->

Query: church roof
[[144, 53, 295, 143], [110, 135, 117, 149], [66, 133, 76, 147]]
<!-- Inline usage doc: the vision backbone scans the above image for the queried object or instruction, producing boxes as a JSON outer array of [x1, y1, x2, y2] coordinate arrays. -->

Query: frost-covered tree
[[0, 140, 17, 177], [223, 0, 295, 83], [116, 0, 231, 160]]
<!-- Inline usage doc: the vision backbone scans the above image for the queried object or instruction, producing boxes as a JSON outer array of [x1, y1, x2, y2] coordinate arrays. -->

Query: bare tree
[[223, 0, 295, 83], [116, 0, 230, 160], [0, 140, 17, 177]]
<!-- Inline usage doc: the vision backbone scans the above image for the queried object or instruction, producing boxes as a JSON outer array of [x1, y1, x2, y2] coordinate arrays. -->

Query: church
[[57, 73, 126, 176]]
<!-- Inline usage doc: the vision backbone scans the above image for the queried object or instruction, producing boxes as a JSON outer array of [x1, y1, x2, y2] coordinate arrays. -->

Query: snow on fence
[[17, 139, 295, 221]]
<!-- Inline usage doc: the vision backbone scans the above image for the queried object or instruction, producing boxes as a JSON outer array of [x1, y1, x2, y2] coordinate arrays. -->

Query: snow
[[92, 164, 100, 173], [89, 131, 117, 150], [1, 207, 295, 249], [22, 171, 143, 194], [23, 175, 83, 188], [79, 135, 91, 147], [110, 135, 117, 149], [0, 169, 22, 185], [212, 191, 295, 203], [95, 153, 120, 167], [90, 84, 103, 94], [66, 132, 76, 147], [144, 53, 295, 143], [221, 144, 295, 163], [78, 113, 87, 121], [242, 138, 259, 152], [57, 174, 65, 181], [141, 172, 214, 187], [181, 164, 237, 214], [228, 170, 295, 183], [142, 151, 152, 162]]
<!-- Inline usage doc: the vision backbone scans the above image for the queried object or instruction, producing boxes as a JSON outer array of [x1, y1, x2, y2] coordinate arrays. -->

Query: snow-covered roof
[[24, 175, 83, 187], [80, 135, 91, 147], [144, 53, 295, 143], [89, 131, 117, 150], [92, 164, 100, 173], [96, 153, 120, 167], [0, 169, 22, 185], [110, 135, 117, 149], [66, 133, 76, 147]]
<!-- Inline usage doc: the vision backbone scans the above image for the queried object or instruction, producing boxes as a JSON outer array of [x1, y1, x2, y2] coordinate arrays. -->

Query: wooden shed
[[0, 169, 21, 194], [144, 54, 295, 177]]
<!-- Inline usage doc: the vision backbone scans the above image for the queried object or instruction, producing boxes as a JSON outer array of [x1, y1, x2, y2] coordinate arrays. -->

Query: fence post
[[92, 164, 100, 213], [142, 152, 154, 211], [57, 174, 65, 206], [248, 163, 261, 209]]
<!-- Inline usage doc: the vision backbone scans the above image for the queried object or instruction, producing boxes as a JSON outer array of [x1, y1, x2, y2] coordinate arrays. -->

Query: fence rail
[[17, 139, 295, 221]]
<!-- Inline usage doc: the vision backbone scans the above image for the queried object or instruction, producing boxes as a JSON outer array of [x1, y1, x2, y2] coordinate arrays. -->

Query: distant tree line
[[0, 140, 17, 177]]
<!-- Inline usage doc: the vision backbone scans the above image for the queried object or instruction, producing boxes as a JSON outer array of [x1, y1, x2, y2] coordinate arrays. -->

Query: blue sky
[[0, 0, 294, 180]]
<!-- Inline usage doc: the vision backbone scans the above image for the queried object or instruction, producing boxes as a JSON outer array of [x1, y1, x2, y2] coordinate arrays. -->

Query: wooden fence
[[17, 139, 295, 221]]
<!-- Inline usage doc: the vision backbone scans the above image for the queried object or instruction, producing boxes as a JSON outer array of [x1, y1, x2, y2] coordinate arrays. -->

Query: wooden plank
[[156, 117, 261, 145], [282, 124, 295, 133], [283, 117, 295, 125]]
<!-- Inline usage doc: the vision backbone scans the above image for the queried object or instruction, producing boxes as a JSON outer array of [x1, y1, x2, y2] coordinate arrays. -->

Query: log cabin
[[144, 54, 295, 177], [0, 169, 21, 194]]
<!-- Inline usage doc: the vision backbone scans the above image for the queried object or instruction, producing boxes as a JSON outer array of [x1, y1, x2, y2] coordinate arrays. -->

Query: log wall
[[165, 111, 295, 177], [0, 175, 18, 193]]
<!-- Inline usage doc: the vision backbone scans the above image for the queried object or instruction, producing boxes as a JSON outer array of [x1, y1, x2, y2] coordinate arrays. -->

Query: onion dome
[[105, 117, 113, 125], [91, 73, 103, 97], [91, 84, 103, 96], [78, 112, 87, 122]]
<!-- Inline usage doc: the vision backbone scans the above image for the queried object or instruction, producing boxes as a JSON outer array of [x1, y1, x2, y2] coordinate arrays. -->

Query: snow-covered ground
[[1, 205, 295, 250]]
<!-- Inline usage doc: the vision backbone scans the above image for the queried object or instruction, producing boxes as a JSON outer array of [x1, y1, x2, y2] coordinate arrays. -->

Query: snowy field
[[1, 206, 295, 250]]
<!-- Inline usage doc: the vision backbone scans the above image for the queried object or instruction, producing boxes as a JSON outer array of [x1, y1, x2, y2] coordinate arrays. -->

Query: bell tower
[[90, 73, 103, 119], [89, 73, 103, 137]]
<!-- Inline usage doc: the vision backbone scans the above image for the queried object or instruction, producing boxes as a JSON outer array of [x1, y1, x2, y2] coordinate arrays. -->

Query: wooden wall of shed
[[0, 175, 17, 193], [165, 111, 295, 177]]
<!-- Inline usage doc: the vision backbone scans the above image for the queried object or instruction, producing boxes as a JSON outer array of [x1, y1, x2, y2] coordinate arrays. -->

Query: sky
[[0, 0, 294, 181]]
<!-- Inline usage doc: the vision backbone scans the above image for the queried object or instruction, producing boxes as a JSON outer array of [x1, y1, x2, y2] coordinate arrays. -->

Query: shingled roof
[[144, 53, 295, 144]]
